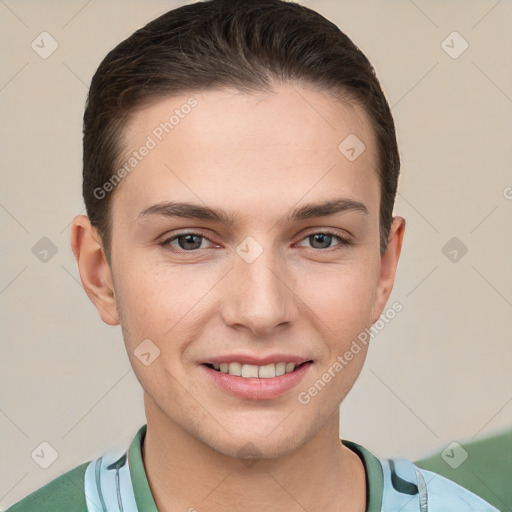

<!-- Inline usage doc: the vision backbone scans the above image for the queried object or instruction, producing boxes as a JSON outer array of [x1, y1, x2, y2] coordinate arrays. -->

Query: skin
[[71, 83, 405, 512]]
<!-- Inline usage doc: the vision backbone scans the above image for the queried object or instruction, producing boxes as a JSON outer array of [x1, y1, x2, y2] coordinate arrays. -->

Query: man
[[5, 0, 499, 510]]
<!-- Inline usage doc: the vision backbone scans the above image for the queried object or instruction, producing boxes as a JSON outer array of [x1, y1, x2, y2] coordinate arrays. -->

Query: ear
[[370, 216, 406, 324], [70, 215, 120, 326]]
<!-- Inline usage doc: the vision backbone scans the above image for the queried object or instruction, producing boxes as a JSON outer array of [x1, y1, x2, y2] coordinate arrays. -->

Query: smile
[[205, 361, 311, 378], [201, 360, 313, 400]]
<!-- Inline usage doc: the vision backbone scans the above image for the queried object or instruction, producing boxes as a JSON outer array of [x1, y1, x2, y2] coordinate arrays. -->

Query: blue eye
[[298, 232, 352, 250]]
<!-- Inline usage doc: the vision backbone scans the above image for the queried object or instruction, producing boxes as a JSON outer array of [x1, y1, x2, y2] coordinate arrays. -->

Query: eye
[[159, 231, 216, 253], [297, 231, 352, 250], [159, 230, 352, 254]]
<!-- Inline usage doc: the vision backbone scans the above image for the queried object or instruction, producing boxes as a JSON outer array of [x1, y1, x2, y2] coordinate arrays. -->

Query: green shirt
[[5, 424, 500, 511], [4, 424, 385, 512]]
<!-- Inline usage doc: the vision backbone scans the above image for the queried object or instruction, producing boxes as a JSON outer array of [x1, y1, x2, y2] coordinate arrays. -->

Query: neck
[[141, 396, 366, 512]]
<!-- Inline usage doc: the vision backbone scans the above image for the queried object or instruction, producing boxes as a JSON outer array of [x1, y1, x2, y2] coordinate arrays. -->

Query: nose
[[219, 240, 298, 337]]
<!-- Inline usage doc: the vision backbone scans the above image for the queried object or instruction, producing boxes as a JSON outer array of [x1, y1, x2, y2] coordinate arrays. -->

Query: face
[[74, 83, 404, 459]]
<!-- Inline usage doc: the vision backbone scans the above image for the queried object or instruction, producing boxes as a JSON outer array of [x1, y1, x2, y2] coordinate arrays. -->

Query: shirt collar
[[128, 424, 159, 512], [342, 439, 384, 512], [128, 424, 384, 512]]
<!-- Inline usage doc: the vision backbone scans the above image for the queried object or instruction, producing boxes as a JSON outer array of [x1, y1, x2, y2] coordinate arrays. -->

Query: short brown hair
[[83, 0, 400, 264]]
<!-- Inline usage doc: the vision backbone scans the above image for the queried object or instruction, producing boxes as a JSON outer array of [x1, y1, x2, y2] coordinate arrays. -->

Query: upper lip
[[202, 354, 313, 366]]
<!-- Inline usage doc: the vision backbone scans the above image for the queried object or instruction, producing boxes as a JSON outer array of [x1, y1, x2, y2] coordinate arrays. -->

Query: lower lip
[[200, 362, 312, 400]]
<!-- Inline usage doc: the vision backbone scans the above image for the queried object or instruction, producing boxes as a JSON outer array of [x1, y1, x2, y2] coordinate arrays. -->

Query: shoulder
[[415, 465, 500, 511], [380, 457, 500, 511], [3, 461, 89, 512], [416, 430, 512, 511], [344, 440, 499, 511]]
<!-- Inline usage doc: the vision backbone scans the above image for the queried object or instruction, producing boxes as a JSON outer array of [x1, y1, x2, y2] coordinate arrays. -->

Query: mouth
[[200, 359, 314, 400], [203, 360, 313, 379]]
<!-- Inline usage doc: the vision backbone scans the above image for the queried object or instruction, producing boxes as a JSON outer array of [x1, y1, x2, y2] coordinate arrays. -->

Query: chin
[[213, 436, 300, 462], [196, 421, 310, 462]]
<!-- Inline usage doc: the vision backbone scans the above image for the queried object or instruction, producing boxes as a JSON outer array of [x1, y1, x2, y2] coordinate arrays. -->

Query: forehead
[[113, 84, 379, 223]]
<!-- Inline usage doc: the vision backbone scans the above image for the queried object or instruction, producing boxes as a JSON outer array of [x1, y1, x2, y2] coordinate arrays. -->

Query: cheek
[[304, 258, 379, 337], [113, 259, 210, 354], [113, 262, 169, 341]]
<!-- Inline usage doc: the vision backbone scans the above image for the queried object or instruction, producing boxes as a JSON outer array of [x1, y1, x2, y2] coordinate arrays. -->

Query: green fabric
[[342, 439, 384, 512], [129, 424, 159, 512], [4, 461, 89, 512], [415, 429, 512, 512], [4, 424, 385, 512]]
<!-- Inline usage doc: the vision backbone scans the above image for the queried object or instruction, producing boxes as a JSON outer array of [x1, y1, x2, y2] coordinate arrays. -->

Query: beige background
[[1, 0, 511, 509]]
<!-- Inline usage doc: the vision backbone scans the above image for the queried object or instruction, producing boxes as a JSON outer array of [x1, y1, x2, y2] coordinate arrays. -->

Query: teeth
[[228, 362, 242, 376], [258, 363, 275, 378], [212, 362, 299, 378], [285, 362, 295, 373], [241, 364, 259, 378], [275, 362, 286, 376]]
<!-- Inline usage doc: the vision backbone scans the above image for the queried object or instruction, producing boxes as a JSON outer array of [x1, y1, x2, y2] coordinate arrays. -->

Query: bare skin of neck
[[141, 401, 367, 512]]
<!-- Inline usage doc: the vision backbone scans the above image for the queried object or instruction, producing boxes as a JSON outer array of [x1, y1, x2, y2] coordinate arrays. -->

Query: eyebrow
[[136, 197, 368, 225]]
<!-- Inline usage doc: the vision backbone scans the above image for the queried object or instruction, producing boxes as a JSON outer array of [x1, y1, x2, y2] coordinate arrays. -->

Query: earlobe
[[70, 215, 120, 326], [371, 216, 406, 325]]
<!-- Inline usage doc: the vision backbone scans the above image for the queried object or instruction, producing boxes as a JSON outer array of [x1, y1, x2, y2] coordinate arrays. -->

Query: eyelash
[[159, 230, 353, 254]]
